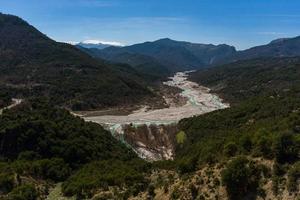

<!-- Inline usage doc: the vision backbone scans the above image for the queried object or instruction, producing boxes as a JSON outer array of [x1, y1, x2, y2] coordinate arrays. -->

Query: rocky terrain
[[84, 71, 229, 160]]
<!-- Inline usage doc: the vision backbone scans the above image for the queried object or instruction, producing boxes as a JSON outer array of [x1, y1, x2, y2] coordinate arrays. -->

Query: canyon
[[83, 71, 229, 161]]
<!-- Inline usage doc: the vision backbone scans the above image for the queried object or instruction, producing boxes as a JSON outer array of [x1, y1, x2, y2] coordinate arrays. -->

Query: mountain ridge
[[0, 13, 153, 110], [83, 35, 300, 73]]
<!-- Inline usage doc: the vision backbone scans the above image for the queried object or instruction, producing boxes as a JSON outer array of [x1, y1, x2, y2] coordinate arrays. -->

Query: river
[[84, 71, 229, 160]]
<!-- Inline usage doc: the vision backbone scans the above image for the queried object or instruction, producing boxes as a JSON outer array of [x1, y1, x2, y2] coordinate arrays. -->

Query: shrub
[[240, 135, 252, 153], [0, 173, 14, 194], [273, 133, 299, 163], [221, 157, 259, 199], [8, 184, 38, 200], [62, 159, 148, 198], [224, 142, 238, 157], [176, 131, 186, 145]]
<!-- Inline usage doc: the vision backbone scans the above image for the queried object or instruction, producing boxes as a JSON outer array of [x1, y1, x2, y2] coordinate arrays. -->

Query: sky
[[1, 0, 300, 49]]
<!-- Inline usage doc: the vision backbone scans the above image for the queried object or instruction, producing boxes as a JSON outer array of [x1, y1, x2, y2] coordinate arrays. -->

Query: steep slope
[[0, 13, 152, 110], [87, 36, 300, 73], [190, 57, 300, 104], [85, 47, 171, 80], [235, 36, 300, 61], [0, 99, 149, 199], [89, 38, 236, 72]]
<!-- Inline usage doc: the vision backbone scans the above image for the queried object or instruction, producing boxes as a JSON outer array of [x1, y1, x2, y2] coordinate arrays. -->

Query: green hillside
[[0, 13, 153, 110]]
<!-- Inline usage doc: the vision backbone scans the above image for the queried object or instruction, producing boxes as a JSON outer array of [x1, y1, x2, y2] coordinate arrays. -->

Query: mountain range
[[81, 36, 300, 73], [1, 12, 300, 200], [0, 13, 154, 110]]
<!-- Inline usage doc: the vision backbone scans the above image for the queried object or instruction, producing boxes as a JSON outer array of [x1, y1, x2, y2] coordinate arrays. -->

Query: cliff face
[[120, 124, 178, 161]]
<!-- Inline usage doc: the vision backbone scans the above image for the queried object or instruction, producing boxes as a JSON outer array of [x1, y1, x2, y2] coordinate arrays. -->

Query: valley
[[1, 9, 300, 200], [82, 71, 229, 160]]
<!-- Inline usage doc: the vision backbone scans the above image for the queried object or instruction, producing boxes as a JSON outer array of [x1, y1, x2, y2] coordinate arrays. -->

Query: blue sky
[[1, 0, 300, 49]]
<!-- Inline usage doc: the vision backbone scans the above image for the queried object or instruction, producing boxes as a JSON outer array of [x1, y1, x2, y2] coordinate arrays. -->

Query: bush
[[177, 156, 198, 174], [8, 184, 38, 200], [254, 136, 272, 159], [240, 135, 252, 153], [62, 159, 149, 198], [273, 133, 299, 163], [221, 157, 259, 199], [0, 173, 14, 194], [224, 142, 238, 157]]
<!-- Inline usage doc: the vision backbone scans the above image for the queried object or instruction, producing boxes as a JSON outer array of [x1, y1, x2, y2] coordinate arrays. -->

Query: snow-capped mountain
[[68, 40, 124, 49]]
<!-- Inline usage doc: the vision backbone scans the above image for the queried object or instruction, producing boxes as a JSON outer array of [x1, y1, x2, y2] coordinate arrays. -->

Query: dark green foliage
[[0, 100, 136, 166], [7, 184, 38, 200], [221, 157, 259, 200], [224, 142, 238, 157], [176, 93, 300, 171], [0, 100, 148, 198], [62, 159, 149, 198], [0, 90, 11, 108], [0, 173, 14, 194], [0, 13, 153, 110], [273, 133, 299, 163], [15, 158, 71, 182], [190, 57, 300, 104]]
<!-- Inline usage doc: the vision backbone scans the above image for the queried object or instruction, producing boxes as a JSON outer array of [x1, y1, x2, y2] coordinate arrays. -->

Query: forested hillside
[[86, 38, 236, 72], [0, 99, 150, 199], [0, 13, 154, 110], [190, 57, 300, 104]]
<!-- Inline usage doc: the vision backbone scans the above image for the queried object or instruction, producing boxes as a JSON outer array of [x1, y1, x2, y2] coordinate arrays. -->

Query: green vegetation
[[62, 159, 150, 198], [0, 90, 11, 108], [0, 99, 135, 165], [221, 157, 259, 199], [190, 57, 300, 104], [0, 13, 154, 110], [0, 99, 147, 198], [7, 184, 38, 200], [176, 131, 186, 144], [169, 56, 300, 198]]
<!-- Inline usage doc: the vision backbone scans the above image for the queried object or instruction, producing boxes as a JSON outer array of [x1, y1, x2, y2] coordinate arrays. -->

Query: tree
[[221, 157, 259, 200]]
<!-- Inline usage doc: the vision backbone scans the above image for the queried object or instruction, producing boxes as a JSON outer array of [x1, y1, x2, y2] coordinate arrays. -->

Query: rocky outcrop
[[121, 124, 178, 161]]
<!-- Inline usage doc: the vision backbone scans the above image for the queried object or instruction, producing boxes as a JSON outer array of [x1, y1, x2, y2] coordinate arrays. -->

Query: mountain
[[0, 13, 153, 110], [231, 36, 300, 62], [190, 56, 300, 104], [76, 42, 112, 49], [87, 38, 236, 72], [85, 36, 300, 74], [75, 40, 123, 49], [86, 47, 171, 80]]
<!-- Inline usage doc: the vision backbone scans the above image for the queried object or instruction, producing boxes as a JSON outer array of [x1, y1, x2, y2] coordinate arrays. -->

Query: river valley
[[84, 71, 229, 160]]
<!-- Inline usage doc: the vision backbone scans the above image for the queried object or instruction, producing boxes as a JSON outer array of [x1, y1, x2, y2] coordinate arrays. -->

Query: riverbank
[[83, 71, 229, 160], [0, 98, 22, 115]]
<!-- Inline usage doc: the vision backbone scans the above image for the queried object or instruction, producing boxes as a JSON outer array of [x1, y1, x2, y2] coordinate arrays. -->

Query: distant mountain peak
[[68, 39, 124, 50]]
